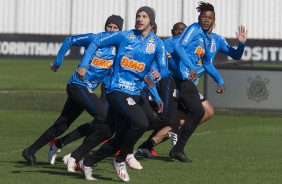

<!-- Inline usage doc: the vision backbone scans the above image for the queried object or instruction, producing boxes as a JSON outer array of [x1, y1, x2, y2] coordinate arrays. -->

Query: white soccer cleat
[[84, 166, 96, 181], [126, 154, 143, 170], [66, 156, 77, 172], [62, 153, 71, 165], [168, 130, 178, 146], [78, 160, 97, 181], [112, 158, 130, 182], [48, 144, 61, 165]]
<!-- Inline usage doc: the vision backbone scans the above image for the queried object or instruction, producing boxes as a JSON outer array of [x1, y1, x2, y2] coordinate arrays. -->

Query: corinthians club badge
[[247, 75, 269, 103]]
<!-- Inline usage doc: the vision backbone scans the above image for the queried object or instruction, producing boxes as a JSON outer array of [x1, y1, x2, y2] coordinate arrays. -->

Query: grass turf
[[1, 111, 282, 184], [0, 59, 282, 184]]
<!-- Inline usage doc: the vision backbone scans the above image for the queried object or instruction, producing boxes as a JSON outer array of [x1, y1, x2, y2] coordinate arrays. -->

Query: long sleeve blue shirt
[[80, 30, 170, 96]]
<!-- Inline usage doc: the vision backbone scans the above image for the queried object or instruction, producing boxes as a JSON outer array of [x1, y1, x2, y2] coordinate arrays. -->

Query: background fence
[[0, 0, 281, 39]]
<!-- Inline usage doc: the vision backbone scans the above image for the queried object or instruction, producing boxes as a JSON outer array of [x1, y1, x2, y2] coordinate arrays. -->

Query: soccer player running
[[136, 22, 188, 158], [167, 1, 248, 163], [21, 15, 124, 167], [75, 6, 170, 182], [46, 15, 126, 168], [173, 29, 248, 127], [137, 2, 248, 160], [164, 1, 221, 162], [53, 22, 167, 173]]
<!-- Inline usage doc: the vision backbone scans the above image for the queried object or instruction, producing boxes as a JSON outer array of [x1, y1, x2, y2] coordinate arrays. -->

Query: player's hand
[[77, 67, 87, 81], [166, 51, 171, 59], [216, 84, 225, 95], [50, 63, 59, 72], [236, 25, 248, 44], [151, 68, 161, 81], [188, 70, 198, 81], [156, 101, 164, 113]]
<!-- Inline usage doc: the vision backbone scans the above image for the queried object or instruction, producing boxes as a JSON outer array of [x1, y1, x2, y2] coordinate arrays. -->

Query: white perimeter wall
[[0, 0, 281, 39]]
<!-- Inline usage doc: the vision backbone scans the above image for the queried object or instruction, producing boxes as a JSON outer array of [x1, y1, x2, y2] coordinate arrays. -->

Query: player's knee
[[205, 106, 214, 119], [132, 123, 148, 132], [101, 125, 112, 140], [202, 101, 214, 120], [96, 124, 112, 140]]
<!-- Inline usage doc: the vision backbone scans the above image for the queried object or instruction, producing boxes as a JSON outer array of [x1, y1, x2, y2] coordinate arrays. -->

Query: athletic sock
[[55, 139, 64, 149], [172, 141, 185, 152], [139, 139, 156, 150]]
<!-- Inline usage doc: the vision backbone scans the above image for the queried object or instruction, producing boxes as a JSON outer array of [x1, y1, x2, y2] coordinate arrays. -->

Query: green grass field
[[1, 59, 282, 184]]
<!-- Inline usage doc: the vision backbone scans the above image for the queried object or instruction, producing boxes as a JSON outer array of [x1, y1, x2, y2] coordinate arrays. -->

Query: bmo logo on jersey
[[121, 57, 145, 72], [91, 57, 113, 69], [194, 46, 205, 58]]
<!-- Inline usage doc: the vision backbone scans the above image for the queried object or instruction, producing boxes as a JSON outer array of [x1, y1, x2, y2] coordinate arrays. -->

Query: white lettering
[[268, 47, 279, 61], [253, 47, 262, 61], [0, 41, 62, 56], [240, 46, 282, 62], [118, 79, 135, 91]]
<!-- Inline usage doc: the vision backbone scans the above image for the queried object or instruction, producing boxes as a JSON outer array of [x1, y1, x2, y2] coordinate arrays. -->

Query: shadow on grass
[[12, 160, 116, 182], [135, 155, 174, 162]]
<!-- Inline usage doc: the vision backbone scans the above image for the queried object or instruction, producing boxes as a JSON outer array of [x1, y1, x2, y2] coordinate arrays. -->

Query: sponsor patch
[[148, 37, 155, 42], [128, 34, 136, 39]]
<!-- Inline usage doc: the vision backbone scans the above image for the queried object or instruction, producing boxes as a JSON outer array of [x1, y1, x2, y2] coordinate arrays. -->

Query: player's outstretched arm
[[236, 25, 248, 43]]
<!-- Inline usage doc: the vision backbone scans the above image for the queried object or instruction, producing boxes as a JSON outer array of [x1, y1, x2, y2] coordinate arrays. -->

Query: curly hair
[[196, 1, 214, 13]]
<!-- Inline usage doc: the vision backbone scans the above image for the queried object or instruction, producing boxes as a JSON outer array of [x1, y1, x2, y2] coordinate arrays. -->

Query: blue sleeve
[[202, 44, 224, 85], [147, 84, 162, 103], [174, 26, 198, 71], [155, 39, 170, 79], [53, 33, 95, 68], [79, 32, 124, 69], [218, 37, 245, 60], [203, 62, 224, 85], [146, 65, 159, 84], [163, 38, 174, 54]]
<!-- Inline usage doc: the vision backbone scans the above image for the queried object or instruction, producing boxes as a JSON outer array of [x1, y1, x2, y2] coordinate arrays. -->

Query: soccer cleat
[[78, 160, 97, 181], [169, 149, 192, 163], [83, 166, 96, 181], [112, 158, 130, 182], [150, 148, 159, 156], [136, 148, 155, 159], [62, 153, 71, 165], [66, 156, 77, 172], [48, 143, 61, 165], [125, 154, 143, 170], [22, 148, 36, 166], [168, 130, 178, 146]]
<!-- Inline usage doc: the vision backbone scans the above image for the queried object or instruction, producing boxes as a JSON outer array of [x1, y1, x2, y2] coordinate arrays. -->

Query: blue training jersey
[[80, 29, 170, 96], [165, 31, 245, 86], [53, 32, 115, 92]]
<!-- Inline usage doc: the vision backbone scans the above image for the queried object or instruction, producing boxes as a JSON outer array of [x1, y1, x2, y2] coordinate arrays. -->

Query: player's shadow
[[134, 155, 174, 162], [12, 160, 115, 182], [14, 160, 50, 167]]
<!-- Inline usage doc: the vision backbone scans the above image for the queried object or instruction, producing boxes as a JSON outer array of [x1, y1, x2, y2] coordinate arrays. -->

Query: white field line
[[194, 131, 216, 136]]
